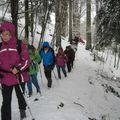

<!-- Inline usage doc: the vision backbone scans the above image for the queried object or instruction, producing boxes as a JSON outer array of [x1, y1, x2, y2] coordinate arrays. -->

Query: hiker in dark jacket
[[0, 21, 30, 120], [69, 46, 75, 68], [39, 41, 55, 88], [64, 45, 75, 72]]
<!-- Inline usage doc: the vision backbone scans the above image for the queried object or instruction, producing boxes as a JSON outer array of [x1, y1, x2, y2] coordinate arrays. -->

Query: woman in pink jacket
[[0, 21, 30, 120], [55, 47, 67, 79]]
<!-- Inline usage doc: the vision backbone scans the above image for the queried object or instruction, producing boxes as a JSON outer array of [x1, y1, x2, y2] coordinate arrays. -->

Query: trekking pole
[[39, 65, 43, 84], [53, 70, 58, 80], [38, 65, 43, 96], [15, 74, 35, 120], [39, 66, 43, 84], [37, 77, 42, 97]]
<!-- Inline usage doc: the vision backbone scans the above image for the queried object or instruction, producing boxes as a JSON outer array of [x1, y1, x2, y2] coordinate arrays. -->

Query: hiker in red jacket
[[55, 47, 67, 79], [0, 21, 30, 120]]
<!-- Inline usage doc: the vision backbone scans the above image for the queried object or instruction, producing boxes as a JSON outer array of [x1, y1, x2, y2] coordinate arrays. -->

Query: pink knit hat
[[0, 21, 16, 35]]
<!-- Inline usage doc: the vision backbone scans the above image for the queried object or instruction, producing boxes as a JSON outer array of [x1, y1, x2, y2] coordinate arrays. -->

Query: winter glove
[[31, 60, 36, 65], [33, 61, 36, 65], [51, 64, 55, 70], [44, 64, 54, 71], [30, 60, 36, 67], [38, 60, 41, 64], [10, 65, 21, 74]]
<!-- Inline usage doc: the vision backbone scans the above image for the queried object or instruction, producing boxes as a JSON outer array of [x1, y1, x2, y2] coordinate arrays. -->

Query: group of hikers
[[0, 21, 77, 120]]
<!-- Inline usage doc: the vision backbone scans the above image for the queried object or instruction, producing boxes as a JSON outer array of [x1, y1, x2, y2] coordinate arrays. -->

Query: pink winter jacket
[[0, 22, 30, 86], [55, 54, 68, 67]]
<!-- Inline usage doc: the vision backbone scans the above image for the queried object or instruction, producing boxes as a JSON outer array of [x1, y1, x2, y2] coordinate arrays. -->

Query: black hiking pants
[[1, 83, 27, 120], [44, 68, 52, 88], [67, 61, 71, 72]]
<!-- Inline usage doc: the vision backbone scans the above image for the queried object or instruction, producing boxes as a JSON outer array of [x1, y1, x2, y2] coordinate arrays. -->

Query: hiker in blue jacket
[[39, 41, 55, 88]]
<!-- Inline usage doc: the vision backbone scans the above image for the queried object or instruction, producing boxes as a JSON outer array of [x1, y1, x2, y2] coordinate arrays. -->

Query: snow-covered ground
[[0, 43, 120, 120]]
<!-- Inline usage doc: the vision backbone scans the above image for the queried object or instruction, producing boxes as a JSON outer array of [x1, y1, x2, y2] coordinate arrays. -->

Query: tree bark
[[61, 0, 68, 37], [25, 0, 29, 43], [86, 0, 92, 50], [10, 0, 18, 38], [69, 0, 73, 44]]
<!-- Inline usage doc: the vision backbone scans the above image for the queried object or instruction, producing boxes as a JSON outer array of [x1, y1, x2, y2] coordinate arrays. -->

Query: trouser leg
[[56, 65, 61, 79], [27, 76, 32, 94], [14, 84, 27, 110], [20, 82, 26, 94], [1, 84, 13, 120], [32, 73, 40, 92], [67, 61, 71, 72], [61, 66, 67, 77], [71, 60, 74, 68], [44, 69, 52, 88]]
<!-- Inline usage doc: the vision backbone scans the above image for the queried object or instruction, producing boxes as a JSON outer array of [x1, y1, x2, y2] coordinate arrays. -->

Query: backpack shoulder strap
[[50, 47, 55, 64], [50, 48, 55, 56], [0, 42, 2, 50], [16, 40, 22, 57]]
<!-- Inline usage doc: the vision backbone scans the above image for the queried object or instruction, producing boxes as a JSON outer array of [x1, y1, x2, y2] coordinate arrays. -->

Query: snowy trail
[[0, 44, 120, 120]]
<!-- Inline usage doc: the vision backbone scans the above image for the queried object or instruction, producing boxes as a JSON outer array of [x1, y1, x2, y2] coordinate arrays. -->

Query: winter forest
[[0, 0, 120, 52], [0, 0, 120, 120]]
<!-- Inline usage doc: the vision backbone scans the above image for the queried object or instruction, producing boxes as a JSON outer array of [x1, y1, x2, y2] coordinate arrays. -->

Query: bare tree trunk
[[79, 0, 84, 36], [55, 0, 62, 47], [69, 0, 73, 44], [38, 0, 53, 50], [73, 0, 81, 38], [2, 2, 10, 22], [30, 1, 34, 39], [10, 0, 18, 38], [61, 0, 68, 37], [86, 0, 92, 50], [25, 0, 29, 43]]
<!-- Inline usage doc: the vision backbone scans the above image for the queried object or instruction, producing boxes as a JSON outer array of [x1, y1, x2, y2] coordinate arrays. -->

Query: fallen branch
[[73, 102, 84, 108]]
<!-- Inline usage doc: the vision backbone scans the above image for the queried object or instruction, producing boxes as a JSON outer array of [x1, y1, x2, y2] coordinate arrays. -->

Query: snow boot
[[20, 109, 26, 120], [28, 91, 32, 97]]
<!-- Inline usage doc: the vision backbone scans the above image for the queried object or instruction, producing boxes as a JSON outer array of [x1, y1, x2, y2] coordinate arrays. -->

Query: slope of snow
[[0, 43, 120, 120]]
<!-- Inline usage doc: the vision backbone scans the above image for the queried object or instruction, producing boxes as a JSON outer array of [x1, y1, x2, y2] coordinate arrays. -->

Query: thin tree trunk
[[69, 0, 73, 44], [73, 0, 81, 38], [10, 0, 18, 38], [93, 0, 99, 46], [86, 0, 92, 50], [61, 0, 68, 37], [2, 2, 10, 22], [25, 0, 29, 43], [30, 1, 34, 40], [55, 0, 62, 47], [38, 0, 53, 50]]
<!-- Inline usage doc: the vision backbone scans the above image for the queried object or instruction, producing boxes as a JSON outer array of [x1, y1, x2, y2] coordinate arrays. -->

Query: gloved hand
[[10, 65, 21, 74], [38, 60, 41, 64], [31, 60, 36, 66], [49, 64, 55, 70], [44, 64, 54, 71], [32, 61, 36, 65]]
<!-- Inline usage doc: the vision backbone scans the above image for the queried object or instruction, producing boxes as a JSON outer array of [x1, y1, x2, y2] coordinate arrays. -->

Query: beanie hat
[[43, 41, 49, 47], [0, 21, 16, 35]]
